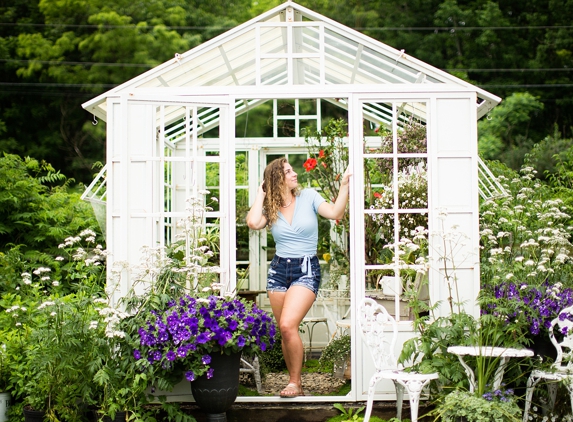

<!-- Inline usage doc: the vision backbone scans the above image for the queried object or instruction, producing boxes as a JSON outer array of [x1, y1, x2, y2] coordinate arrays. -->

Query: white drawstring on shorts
[[301, 255, 313, 278]]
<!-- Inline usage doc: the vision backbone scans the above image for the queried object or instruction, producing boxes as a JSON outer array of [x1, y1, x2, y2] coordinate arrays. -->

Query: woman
[[246, 157, 351, 398]]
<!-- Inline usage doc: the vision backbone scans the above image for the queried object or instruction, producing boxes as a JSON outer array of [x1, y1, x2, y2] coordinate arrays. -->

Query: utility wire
[[1, 22, 572, 31], [1, 59, 570, 73], [2, 82, 573, 89], [0, 59, 154, 68]]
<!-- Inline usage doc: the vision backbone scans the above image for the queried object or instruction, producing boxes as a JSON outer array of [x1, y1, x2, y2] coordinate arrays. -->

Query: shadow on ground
[[180, 402, 434, 422]]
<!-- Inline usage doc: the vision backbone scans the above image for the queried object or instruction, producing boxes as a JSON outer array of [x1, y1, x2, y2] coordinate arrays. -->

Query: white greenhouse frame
[[82, 1, 501, 405]]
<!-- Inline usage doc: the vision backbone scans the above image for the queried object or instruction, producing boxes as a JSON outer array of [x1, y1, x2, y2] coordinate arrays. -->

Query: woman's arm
[[317, 168, 351, 220], [246, 183, 268, 230]]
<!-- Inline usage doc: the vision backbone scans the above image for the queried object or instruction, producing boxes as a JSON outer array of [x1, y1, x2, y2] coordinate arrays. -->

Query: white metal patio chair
[[358, 297, 438, 422], [523, 305, 573, 422]]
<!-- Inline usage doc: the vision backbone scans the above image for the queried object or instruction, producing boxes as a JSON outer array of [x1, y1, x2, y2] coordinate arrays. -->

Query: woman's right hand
[[246, 182, 268, 230], [258, 181, 267, 196]]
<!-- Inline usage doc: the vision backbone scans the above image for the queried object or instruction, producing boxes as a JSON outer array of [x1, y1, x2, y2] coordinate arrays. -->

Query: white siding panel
[[431, 212, 478, 270], [430, 267, 479, 315], [435, 98, 473, 154], [436, 157, 474, 210], [127, 162, 150, 212], [109, 100, 122, 159]]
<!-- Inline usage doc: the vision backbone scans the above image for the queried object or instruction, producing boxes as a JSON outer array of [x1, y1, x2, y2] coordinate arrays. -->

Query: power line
[[2, 58, 571, 73], [0, 59, 153, 68], [481, 84, 573, 88], [449, 68, 572, 72], [2, 81, 573, 90], [363, 25, 573, 31], [0, 82, 116, 88], [1, 21, 572, 31]]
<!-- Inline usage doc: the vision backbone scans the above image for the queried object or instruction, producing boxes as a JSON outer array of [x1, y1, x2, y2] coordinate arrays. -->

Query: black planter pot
[[102, 411, 127, 422], [23, 407, 45, 422], [191, 351, 242, 422], [529, 335, 557, 361]]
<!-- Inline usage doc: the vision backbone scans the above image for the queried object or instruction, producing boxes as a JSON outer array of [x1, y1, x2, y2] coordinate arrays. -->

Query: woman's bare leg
[[268, 286, 316, 396]]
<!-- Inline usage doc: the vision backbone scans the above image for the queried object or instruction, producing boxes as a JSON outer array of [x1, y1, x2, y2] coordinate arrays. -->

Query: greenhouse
[[82, 0, 501, 405]]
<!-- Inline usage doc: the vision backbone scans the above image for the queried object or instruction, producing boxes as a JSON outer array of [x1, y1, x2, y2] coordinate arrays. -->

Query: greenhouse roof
[[82, 1, 500, 122]]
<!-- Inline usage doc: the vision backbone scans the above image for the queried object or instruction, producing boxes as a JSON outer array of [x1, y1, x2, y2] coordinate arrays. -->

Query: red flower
[[321, 162, 327, 169], [374, 192, 382, 198], [319, 149, 325, 158], [303, 158, 317, 172]]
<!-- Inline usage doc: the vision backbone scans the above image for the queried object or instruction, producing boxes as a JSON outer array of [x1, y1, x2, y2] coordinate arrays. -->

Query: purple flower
[[134, 294, 277, 381], [237, 335, 246, 348], [484, 280, 573, 336], [207, 368, 214, 379], [197, 332, 211, 344], [217, 330, 232, 346]]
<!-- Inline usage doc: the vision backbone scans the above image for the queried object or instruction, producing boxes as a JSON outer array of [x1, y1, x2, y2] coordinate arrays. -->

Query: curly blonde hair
[[262, 157, 299, 228]]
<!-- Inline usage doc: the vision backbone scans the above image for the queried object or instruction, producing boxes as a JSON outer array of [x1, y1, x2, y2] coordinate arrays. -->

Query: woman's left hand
[[341, 167, 352, 186]]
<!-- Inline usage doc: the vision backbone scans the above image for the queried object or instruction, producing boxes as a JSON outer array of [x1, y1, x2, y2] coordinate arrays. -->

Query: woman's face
[[283, 162, 298, 190]]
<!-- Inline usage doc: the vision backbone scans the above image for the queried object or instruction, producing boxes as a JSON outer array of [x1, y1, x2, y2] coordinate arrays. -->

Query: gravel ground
[[242, 371, 348, 396]]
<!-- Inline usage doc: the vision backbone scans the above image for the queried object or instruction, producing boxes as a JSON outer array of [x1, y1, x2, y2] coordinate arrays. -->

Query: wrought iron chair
[[358, 298, 438, 422], [522, 305, 573, 422]]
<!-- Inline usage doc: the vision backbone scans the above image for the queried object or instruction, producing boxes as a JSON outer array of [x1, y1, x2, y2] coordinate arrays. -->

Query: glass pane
[[260, 27, 288, 54], [299, 98, 317, 115], [277, 119, 295, 137], [397, 115, 427, 153], [236, 152, 249, 186], [235, 100, 273, 138], [277, 99, 295, 116], [364, 270, 420, 321], [362, 101, 393, 132], [236, 152, 250, 266], [299, 119, 318, 136], [205, 154, 220, 212], [294, 57, 320, 85], [294, 26, 320, 53], [261, 59, 287, 85], [397, 158, 427, 211]]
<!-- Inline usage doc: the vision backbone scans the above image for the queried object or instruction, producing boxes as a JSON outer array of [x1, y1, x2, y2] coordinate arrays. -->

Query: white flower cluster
[[96, 304, 129, 339], [57, 229, 106, 267], [371, 162, 428, 242], [480, 165, 573, 286]]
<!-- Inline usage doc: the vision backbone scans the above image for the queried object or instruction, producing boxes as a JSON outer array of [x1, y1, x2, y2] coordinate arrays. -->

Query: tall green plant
[[304, 119, 350, 271]]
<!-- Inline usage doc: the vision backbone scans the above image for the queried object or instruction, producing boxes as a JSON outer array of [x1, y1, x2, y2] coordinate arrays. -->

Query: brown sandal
[[280, 382, 304, 398]]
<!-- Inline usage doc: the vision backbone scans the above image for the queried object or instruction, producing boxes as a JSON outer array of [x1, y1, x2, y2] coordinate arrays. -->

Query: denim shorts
[[267, 255, 321, 295]]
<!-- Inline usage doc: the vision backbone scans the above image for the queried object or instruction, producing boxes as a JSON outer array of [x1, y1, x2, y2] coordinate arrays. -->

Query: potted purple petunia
[[135, 294, 276, 381], [134, 292, 277, 420]]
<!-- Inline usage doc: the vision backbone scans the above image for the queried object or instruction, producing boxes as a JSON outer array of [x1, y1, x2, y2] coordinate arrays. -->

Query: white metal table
[[447, 346, 534, 393]]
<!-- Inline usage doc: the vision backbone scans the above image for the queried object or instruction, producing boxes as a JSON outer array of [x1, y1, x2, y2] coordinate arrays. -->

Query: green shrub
[[319, 334, 351, 373], [428, 390, 521, 422]]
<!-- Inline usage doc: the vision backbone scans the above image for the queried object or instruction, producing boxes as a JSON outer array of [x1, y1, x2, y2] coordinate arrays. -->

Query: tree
[[0, 153, 99, 253], [0, 0, 252, 183], [1, 0, 573, 181]]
